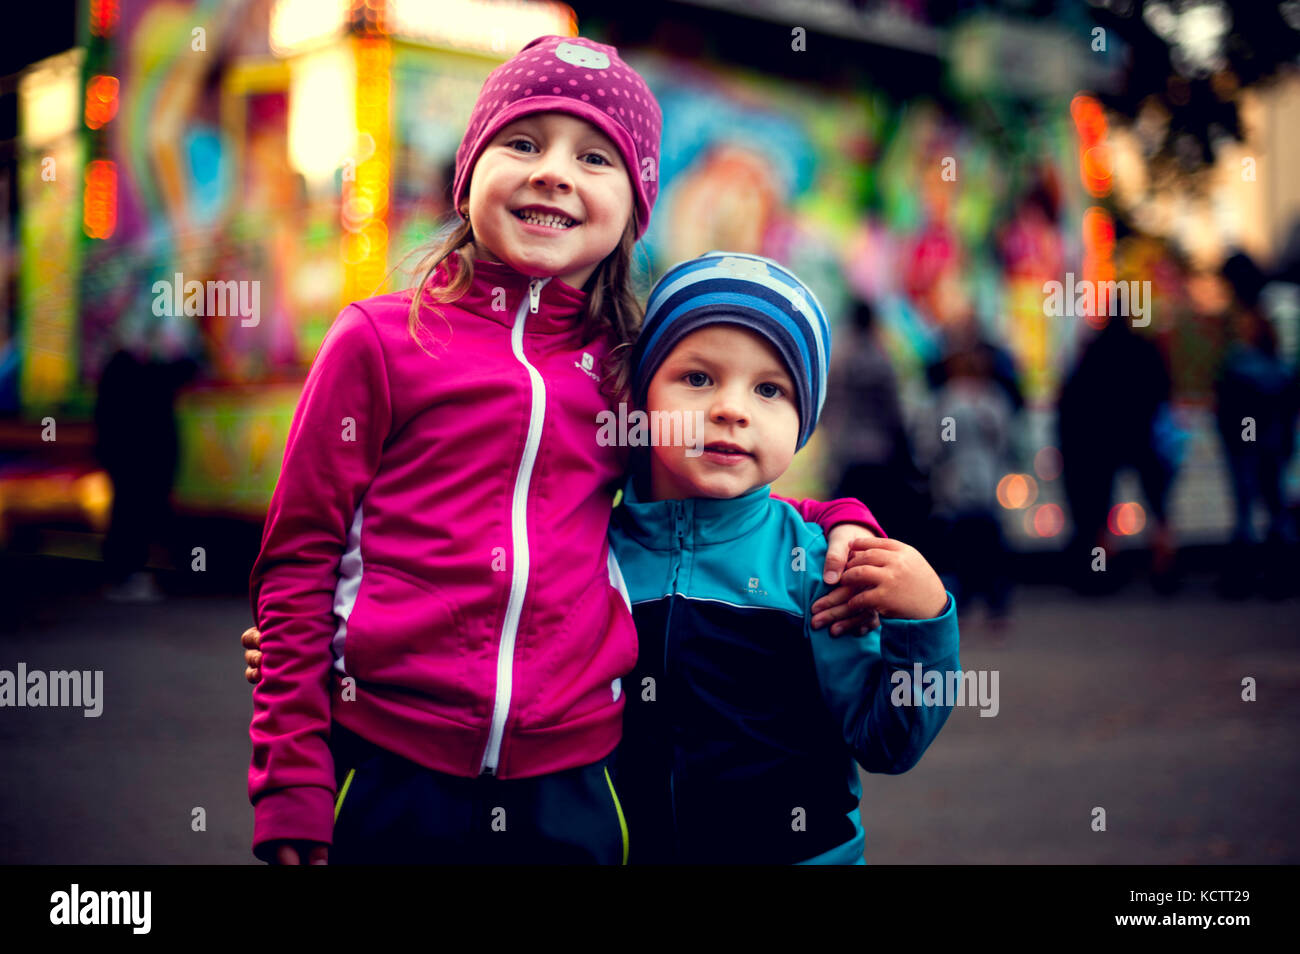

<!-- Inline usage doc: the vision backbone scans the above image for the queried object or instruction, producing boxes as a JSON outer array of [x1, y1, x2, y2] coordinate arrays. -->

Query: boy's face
[[645, 323, 800, 501]]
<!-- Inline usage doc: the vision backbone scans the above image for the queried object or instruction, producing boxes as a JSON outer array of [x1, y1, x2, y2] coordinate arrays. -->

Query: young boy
[[610, 251, 960, 864]]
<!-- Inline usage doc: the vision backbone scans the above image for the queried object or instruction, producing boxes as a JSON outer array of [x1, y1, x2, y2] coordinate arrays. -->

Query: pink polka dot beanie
[[452, 36, 662, 239]]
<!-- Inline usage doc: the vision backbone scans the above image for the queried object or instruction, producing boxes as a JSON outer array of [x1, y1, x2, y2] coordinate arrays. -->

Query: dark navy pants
[[328, 722, 628, 865]]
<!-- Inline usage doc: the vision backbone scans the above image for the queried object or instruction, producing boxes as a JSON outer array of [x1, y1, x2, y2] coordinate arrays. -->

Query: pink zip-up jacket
[[248, 257, 883, 859]]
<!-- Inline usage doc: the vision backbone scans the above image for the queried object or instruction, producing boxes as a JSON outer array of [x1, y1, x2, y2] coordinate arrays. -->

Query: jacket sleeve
[[772, 494, 886, 538], [248, 304, 391, 861], [805, 589, 960, 773]]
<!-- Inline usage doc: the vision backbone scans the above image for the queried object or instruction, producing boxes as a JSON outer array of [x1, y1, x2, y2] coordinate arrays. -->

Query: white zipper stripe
[[331, 503, 365, 675], [480, 277, 550, 774]]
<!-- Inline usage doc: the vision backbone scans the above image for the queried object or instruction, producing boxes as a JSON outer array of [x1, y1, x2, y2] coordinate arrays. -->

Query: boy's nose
[[710, 392, 749, 426]]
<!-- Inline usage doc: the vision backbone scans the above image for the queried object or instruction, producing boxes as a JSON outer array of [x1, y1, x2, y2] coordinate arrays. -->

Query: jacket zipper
[[666, 500, 686, 854], [480, 276, 550, 775]]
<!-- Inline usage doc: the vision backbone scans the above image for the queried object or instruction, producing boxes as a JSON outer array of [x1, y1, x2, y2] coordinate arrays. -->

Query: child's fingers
[[836, 606, 881, 636], [844, 547, 893, 569], [275, 843, 302, 865], [307, 843, 329, 865], [837, 563, 890, 590], [827, 536, 902, 580], [823, 532, 883, 583], [241, 627, 262, 649], [847, 536, 904, 553], [810, 585, 859, 628], [810, 568, 888, 629], [245, 665, 259, 685]]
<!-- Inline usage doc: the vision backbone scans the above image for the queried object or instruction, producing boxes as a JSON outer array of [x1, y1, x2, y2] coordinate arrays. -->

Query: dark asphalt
[[2, 563, 1297, 864]]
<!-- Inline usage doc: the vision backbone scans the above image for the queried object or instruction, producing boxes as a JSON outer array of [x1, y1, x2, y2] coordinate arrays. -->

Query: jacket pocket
[[343, 564, 475, 707], [523, 570, 630, 724]]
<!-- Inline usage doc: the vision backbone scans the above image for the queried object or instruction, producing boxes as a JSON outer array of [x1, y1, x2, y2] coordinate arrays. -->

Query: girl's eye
[[685, 371, 710, 387], [582, 152, 611, 166], [506, 138, 537, 153], [757, 382, 785, 399]]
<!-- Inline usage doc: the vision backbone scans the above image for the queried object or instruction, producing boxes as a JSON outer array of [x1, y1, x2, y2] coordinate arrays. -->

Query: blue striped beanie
[[631, 251, 832, 450]]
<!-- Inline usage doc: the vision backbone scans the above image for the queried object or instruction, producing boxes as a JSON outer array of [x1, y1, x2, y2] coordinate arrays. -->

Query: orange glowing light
[[1032, 504, 1065, 538], [84, 75, 119, 130], [90, 0, 120, 37], [996, 474, 1038, 510], [1082, 207, 1115, 254], [1108, 502, 1146, 536], [83, 160, 117, 239], [1072, 94, 1112, 197], [1070, 95, 1107, 144]]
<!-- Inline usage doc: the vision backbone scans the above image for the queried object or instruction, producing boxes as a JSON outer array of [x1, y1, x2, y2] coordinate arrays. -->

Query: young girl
[[247, 35, 882, 865]]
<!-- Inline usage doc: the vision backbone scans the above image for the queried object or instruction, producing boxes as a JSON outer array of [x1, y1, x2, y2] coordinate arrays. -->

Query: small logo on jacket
[[747, 577, 768, 597], [575, 351, 600, 381]]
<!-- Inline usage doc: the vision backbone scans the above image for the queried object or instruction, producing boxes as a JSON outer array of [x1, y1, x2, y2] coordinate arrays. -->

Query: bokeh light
[[996, 473, 1039, 510], [1031, 504, 1065, 538], [1108, 502, 1147, 536]]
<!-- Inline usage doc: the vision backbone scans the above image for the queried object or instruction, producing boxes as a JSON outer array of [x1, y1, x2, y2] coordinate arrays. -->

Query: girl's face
[[466, 112, 634, 290], [645, 323, 800, 501]]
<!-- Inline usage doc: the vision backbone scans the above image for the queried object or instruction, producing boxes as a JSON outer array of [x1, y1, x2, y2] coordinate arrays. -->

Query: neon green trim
[[604, 766, 629, 865], [334, 767, 356, 823]]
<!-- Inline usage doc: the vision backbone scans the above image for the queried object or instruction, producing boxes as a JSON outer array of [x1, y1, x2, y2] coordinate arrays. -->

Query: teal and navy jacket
[[609, 475, 961, 864]]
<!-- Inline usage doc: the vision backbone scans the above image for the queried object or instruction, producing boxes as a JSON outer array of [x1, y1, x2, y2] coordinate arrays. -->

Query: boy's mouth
[[513, 207, 578, 230], [702, 442, 752, 458]]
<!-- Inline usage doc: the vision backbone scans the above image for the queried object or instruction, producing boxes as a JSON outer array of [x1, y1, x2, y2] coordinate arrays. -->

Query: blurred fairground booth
[[4, 0, 1299, 556]]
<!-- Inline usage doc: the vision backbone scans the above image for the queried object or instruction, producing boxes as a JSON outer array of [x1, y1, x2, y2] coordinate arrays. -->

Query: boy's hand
[[270, 840, 329, 865], [243, 627, 263, 683], [813, 524, 881, 635], [828, 537, 948, 622]]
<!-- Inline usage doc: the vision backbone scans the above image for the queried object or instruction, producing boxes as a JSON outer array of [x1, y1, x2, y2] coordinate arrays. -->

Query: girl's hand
[[812, 524, 881, 635], [271, 840, 329, 865], [826, 537, 948, 622], [243, 627, 263, 684]]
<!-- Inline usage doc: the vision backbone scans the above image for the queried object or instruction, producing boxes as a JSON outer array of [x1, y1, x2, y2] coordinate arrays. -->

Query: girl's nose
[[529, 157, 574, 193]]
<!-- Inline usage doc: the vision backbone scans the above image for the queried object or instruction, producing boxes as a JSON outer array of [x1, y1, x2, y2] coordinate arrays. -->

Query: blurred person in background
[[920, 318, 1017, 632], [94, 306, 198, 602], [1058, 313, 1178, 594], [925, 309, 1025, 418], [1214, 252, 1300, 599], [822, 298, 929, 546]]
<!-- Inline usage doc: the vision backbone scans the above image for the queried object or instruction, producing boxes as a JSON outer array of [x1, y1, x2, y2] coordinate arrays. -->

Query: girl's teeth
[[517, 210, 574, 229]]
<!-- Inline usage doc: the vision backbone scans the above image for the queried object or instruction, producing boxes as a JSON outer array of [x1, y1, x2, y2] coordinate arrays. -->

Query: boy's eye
[[685, 371, 711, 387], [757, 382, 785, 399]]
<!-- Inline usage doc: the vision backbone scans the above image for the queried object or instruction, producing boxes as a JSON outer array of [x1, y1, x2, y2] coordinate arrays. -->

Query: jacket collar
[[440, 256, 588, 332], [614, 466, 774, 549]]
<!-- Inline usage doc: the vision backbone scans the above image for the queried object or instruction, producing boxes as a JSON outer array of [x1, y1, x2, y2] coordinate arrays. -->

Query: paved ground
[[2, 561, 1297, 864]]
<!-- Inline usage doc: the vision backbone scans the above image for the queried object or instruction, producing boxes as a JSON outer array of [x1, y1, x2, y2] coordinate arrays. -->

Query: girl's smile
[[467, 112, 633, 289]]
